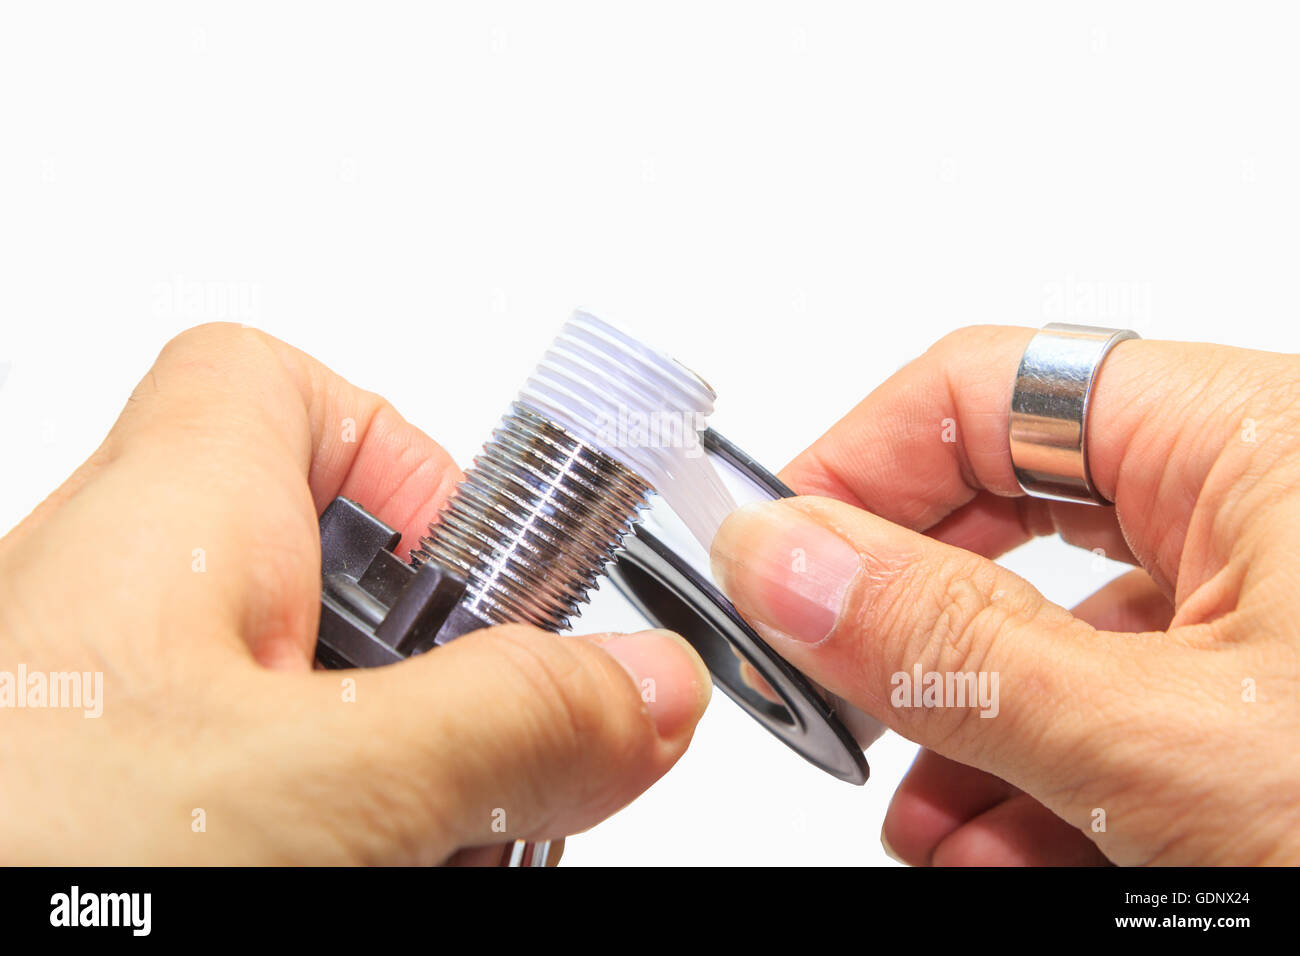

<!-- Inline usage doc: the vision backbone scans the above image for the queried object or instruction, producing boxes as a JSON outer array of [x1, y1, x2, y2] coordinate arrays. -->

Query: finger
[[882, 749, 1016, 866], [710, 495, 1165, 812], [545, 838, 566, 866], [780, 325, 1287, 594], [443, 845, 507, 867], [779, 326, 1122, 560], [883, 749, 1110, 867], [924, 489, 1137, 566], [1070, 569, 1174, 633], [21, 323, 462, 669], [270, 627, 711, 863], [258, 332, 464, 551], [112, 322, 462, 552], [930, 793, 1111, 866]]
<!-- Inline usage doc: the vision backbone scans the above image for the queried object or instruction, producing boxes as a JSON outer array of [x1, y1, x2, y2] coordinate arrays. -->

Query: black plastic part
[[316, 497, 477, 669], [607, 429, 870, 785]]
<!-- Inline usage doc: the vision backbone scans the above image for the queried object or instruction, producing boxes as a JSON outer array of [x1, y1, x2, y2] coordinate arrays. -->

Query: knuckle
[[139, 322, 279, 407], [891, 552, 1009, 675], [868, 551, 1024, 750], [156, 321, 254, 362]]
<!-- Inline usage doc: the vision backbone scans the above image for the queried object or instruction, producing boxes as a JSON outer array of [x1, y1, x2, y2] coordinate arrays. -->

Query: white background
[[2, 3, 1298, 865]]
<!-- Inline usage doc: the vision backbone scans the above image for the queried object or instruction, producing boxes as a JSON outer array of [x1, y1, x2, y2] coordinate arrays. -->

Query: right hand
[[711, 325, 1300, 865]]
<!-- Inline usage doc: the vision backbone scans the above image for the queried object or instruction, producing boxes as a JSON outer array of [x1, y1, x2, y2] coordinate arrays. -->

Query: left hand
[[0, 323, 710, 864]]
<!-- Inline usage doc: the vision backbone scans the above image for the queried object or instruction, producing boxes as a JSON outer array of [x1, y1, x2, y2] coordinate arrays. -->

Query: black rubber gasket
[[607, 429, 869, 785]]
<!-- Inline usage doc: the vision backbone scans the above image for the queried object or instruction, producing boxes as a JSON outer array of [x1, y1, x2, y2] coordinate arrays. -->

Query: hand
[[710, 325, 1300, 865], [0, 323, 711, 864]]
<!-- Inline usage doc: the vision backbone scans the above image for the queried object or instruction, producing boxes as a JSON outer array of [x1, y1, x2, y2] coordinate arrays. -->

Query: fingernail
[[710, 500, 862, 645], [596, 629, 712, 739]]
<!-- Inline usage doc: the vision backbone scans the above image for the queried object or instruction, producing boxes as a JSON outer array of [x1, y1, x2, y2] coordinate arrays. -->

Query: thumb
[[710, 496, 1145, 798], [285, 625, 711, 864]]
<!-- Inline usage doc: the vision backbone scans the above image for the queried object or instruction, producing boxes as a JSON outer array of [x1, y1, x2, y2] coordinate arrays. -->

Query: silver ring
[[1009, 322, 1139, 505]]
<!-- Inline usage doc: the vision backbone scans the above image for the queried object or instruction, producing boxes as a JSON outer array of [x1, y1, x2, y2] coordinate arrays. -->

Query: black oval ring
[[607, 429, 869, 785]]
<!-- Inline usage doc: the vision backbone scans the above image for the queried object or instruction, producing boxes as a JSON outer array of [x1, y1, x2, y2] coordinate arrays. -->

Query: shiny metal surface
[[410, 401, 651, 631], [410, 401, 651, 867], [1008, 322, 1139, 504]]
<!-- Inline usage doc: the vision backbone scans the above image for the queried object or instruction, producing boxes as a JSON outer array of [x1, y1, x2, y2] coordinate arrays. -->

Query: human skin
[[0, 323, 712, 865], [710, 325, 1300, 866]]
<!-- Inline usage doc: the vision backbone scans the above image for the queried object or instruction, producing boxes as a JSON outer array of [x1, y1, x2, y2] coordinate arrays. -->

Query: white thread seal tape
[[518, 310, 737, 550]]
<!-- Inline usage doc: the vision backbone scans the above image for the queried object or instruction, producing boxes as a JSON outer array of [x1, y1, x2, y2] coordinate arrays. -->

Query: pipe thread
[[410, 402, 651, 632]]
